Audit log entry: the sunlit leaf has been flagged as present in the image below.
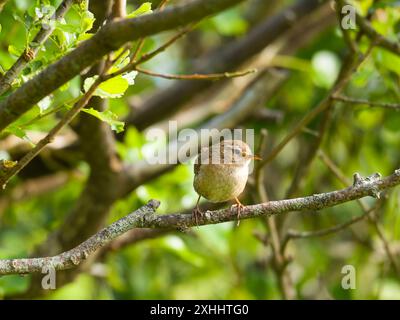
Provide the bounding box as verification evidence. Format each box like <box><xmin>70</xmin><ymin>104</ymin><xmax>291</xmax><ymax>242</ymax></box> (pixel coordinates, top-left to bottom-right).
<box><xmin>127</xmin><ymin>2</ymin><xmax>152</xmax><ymax>18</ymax></box>
<box><xmin>8</xmin><ymin>45</ymin><xmax>23</xmax><ymax>57</ymax></box>
<box><xmin>80</xmin><ymin>10</ymin><xmax>95</xmax><ymax>33</ymax></box>
<box><xmin>122</xmin><ymin>71</ymin><xmax>138</xmax><ymax>85</ymax></box>
<box><xmin>84</xmin><ymin>74</ymin><xmax>135</xmax><ymax>99</ymax></box>
<box><xmin>81</xmin><ymin>108</ymin><xmax>125</xmax><ymax>133</ymax></box>
<box><xmin>4</xmin><ymin>125</ymin><xmax>34</xmax><ymax>146</ymax></box>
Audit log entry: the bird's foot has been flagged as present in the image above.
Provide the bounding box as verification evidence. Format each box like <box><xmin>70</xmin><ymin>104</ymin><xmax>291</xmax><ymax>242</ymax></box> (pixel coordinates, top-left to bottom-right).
<box><xmin>192</xmin><ymin>206</ymin><xmax>204</xmax><ymax>227</ymax></box>
<box><xmin>231</xmin><ymin>198</ymin><xmax>245</xmax><ymax>227</ymax></box>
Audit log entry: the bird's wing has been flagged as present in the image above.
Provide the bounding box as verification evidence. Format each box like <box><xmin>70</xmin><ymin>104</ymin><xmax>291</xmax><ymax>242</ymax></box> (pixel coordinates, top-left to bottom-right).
<box><xmin>194</xmin><ymin>161</ymin><xmax>201</xmax><ymax>175</ymax></box>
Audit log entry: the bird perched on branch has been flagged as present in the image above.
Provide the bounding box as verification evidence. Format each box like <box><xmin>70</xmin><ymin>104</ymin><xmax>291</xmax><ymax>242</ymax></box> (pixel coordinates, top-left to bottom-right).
<box><xmin>193</xmin><ymin>139</ymin><xmax>261</xmax><ymax>226</ymax></box>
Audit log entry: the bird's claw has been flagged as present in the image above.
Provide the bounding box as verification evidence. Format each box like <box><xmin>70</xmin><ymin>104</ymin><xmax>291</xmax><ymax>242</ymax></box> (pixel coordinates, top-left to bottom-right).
<box><xmin>192</xmin><ymin>206</ymin><xmax>204</xmax><ymax>227</ymax></box>
<box><xmin>231</xmin><ymin>199</ymin><xmax>245</xmax><ymax>227</ymax></box>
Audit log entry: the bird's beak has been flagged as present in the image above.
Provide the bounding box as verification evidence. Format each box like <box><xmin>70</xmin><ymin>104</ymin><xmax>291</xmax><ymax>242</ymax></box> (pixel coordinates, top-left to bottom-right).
<box><xmin>250</xmin><ymin>155</ymin><xmax>262</xmax><ymax>160</ymax></box>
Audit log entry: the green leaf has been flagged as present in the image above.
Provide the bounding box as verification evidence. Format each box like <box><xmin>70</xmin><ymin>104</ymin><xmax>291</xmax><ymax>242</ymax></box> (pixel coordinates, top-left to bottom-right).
<box><xmin>375</xmin><ymin>49</ymin><xmax>400</xmax><ymax>75</ymax></box>
<box><xmin>77</xmin><ymin>33</ymin><xmax>94</xmax><ymax>43</ymax></box>
<box><xmin>84</xmin><ymin>75</ymin><xmax>133</xmax><ymax>99</ymax></box>
<box><xmin>80</xmin><ymin>10</ymin><xmax>95</xmax><ymax>33</ymax></box>
<box><xmin>0</xmin><ymin>24</ymin><xmax>2</xmax><ymax>33</ymax></box>
<box><xmin>127</xmin><ymin>2</ymin><xmax>152</xmax><ymax>18</ymax></box>
<box><xmin>4</xmin><ymin>125</ymin><xmax>34</xmax><ymax>146</ymax></box>
<box><xmin>81</xmin><ymin>108</ymin><xmax>125</xmax><ymax>133</ymax></box>
<box><xmin>8</xmin><ymin>45</ymin><xmax>23</xmax><ymax>57</ymax></box>
<box><xmin>55</xmin><ymin>20</ymin><xmax>78</xmax><ymax>33</ymax></box>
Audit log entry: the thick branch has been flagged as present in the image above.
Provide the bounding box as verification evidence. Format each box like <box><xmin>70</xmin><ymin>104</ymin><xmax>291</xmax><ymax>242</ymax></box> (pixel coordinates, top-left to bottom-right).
<box><xmin>0</xmin><ymin>0</ymin><xmax>245</xmax><ymax>132</ymax></box>
<box><xmin>2</xmin><ymin>169</ymin><xmax>400</xmax><ymax>275</ymax></box>
<box><xmin>144</xmin><ymin>170</ymin><xmax>400</xmax><ymax>229</ymax></box>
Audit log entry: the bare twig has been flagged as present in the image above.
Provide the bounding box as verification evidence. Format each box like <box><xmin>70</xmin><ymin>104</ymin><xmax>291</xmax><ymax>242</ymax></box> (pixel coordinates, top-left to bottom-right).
<box><xmin>136</xmin><ymin>67</ymin><xmax>257</xmax><ymax>80</ymax></box>
<box><xmin>135</xmin><ymin>25</ymin><xmax>196</xmax><ymax>65</ymax></box>
<box><xmin>332</xmin><ymin>95</ymin><xmax>400</xmax><ymax>110</ymax></box>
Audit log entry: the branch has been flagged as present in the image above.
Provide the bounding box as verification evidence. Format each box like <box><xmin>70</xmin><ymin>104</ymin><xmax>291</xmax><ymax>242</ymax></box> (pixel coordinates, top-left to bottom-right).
<box><xmin>0</xmin><ymin>0</ymin><xmax>245</xmax><ymax>132</ymax></box>
<box><xmin>0</xmin><ymin>0</ymin><xmax>75</xmax><ymax>95</ymax></box>
<box><xmin>332</xmin><ymin>95</ymin><xmax>400</xmax><ymax>110</ymax></box>
<box><xmin>135</xmin><ymin>67</ymin><xmax>257</xmax><ymax>80</ymax></box>
<box><xmin>2</xmin><ymin>169</ymin><xmax>400</xmax><ymax>275</ymax></box>
<box><xmin>0</xmin><ymin>200</ymin><xmax>160</xmax><ymax>275</ymax></box>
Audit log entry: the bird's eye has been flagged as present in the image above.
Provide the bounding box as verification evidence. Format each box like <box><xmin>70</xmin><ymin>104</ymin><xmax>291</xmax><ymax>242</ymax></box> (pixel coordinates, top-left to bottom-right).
<box><xmin>233</xmin><ymin>148</ymin><xmax>241</xmax><ymax>155</ymax></box>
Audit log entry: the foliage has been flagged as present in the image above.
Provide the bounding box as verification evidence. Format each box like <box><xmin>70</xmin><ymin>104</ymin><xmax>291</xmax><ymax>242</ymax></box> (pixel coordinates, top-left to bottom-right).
<box><xmin>0</xmin><ymin>0</ymin><xmax>399</xmax><ymax>300</ymax></box>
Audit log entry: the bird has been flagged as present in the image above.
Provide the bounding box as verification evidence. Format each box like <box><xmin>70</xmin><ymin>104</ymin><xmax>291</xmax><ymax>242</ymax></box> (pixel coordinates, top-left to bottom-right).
<box><xmin>192</xmin><ymin>139</ymin><xmax>261</xmax><ymax>226</ymax></box>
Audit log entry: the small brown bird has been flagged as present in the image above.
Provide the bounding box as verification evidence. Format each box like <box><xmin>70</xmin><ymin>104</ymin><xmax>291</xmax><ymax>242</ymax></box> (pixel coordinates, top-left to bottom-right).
<box><xmin>193</xmin><ymin>139</ymin><xmax>260</xmax><ymax>226</ymax></box>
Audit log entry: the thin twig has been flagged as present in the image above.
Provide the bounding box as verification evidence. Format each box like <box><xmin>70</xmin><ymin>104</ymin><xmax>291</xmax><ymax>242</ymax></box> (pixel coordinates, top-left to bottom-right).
<box><xmin>103</xmin><ymin>26</ymin><xmax>195</xmax><ymax>81</ymax></box>
<box><xmin>332</xmin><ymin>95</ymin><xmax>400</xmax><ymax>110</ymax></box>
<box><xmin>135</xmin><ymin>25</ymin><xmax>196</xmax><ymax>65</ymax></box>
<box><xmin>136</xmin><ymin>67</ymin><xmax>257</xmax><ymax>80</ymax></box>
